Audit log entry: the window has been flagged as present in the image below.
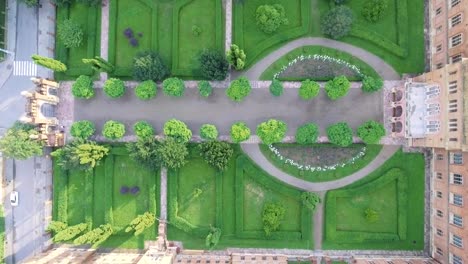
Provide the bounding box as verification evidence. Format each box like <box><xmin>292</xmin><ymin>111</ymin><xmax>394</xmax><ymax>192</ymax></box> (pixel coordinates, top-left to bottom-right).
<box><xmin>451</xmin><ymin>0</ymin><xmax>461</xmax><ymax>8</ymax></box>
<box><xmin>450</xmin><ymin>138</ymin><xmax>458</xmax><ymax>142</ymax></box>
<box><xmin>436</xmin><ymin>191</ymin><xmax>443</xmax><ymax>198</ymax></box>
<box><xmin>436</xmin><ymin>44</ymin><xmax>442</xmax><ymax>52</ymax></box>
<box><xmin>437</xmin><ymin>154</ymin><xmax>444</xmax><ymax>160</ymax></box>
<box><xmin>451</xmin><ymin>173</ymin><xmax>463</xmax><ymax>185</ymax></box>
<box><xmin>451</xmin><ymin>14</ymin><xmax>462</xmax><ymax>27</ymax></box>
<box><xmin>449</xmin><ymin>100</ymin><xmax>458</xmax><ymax>112</ymax></box>
<box><xmin>437</xmin><ymin>172</ymin><xmax>443</xmax><ymax>179</ymax></box>
<box><xmin>451</xmin><ymin>54</ymin><xmax>462</xmax><ymax>63</ymax></box>
<box><xmin>450</xmin><ymin>213</ymin><xmax>463</xmax><ymax>227</ymax></box>
<box><xmin>451</xmin><ymin>34</ymin><xmax>462</xmax><ymax>47</ymax></box>
<box><xmin>437</xmin><ymin>209</ymin><xmax>444</xmax><ymax>217</ymax></box>
<box><xmin>449</xmin><ymin>81</ymin><xmax>458</xmax><ymax>93</ymax></box>
<box><xmin>437</xmin><ymin>228</ymin><xmax>444</xmax><ymax>236</ymax></box>
<box><xmin>449</xmin><ymin>119</ymin><xmax>458</xmax><ymax>132</ymax></box>
<box><xmin>450</xmin><ymin>193</ymin><xmax>463</xmax><ymax>206</ymax></box>
<box><xmin>437</xmin><ymin>25</ymin><xmax>443</xmax><ymax>33</ymax></box>
<box><xmin>436</xmin><ymin>7</ymin><xmax>442</xmax><ymax>15</ymax></box>
<box><xmin>449</xmin><ymin>70</ymin><xmax>458</xmax><ymax>75</ymax></box>
<box><xmin>437</xmin><ymin>63</ymin><xmax>444</xmax><ymax>69</ymax></box>
<box><xmin>452</xmin><ymin>153</ymin><xmax>463</xmax><ymax>164</ymax></box>
<box><xmin>450</xmin><ymin>233</ymin><xmax>463</xmax><ymax>248</ymax></box>
<box><xmin>436</xmin><ymin>247</ymin><xmax>443</xmax><ymax>255</ymax></box>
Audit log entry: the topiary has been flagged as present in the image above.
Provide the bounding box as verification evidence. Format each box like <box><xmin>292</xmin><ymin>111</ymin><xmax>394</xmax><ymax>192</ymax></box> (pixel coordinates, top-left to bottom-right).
<box><xmin>70</xmin><ymin>120</ymin><xmax>95</xmax><ymax>139</ymax></box>
<box><xmin>198</xmin><ymin>81</ymin><xmax>213</xmax><ymax>97</ymax></box>
<box><xmin>133</xmin><ymin>51</ymin><xmax>169</xmax><ymax>82</ymax></box>
<box><xmin>102</xmin><ymin>121</ymin><xmax>126</xmax><ymax>140</ymax></box>
<box><xmin>198</xmin><ymin>141</ymin><xmax>234</xmax><ymax>171</ymax></box>
<box><xmin>230</xmin><ymin>122</ymin><xmax>251</xmax><ymax>143</ymax></box>
<box><xmin>135</xmin><ymin>80</ymin><xmax>157</xmax><ymax>100</ymax></box>
<box><xmin>133</xmin><ymin>121</ymin><xmax>154</xmax><ymax>139</ymax></box>
<box><xmin>256</xmin><ymin>119</ymin><xmax>287</xmax><ymax>145</ymax></box>
<box><xmin>325</xmin><ymin>75</ymin><xmax>350</xmax><ymax>100</ymax></box>
<box><xmin>57</xmin><ymin>19</ymin><xmax>84</xmax><ymax>48</ymax></box>
<box><xmin>269</xmin><ymin>79</ymin><xmax>284</xmax><ymax>96</ymax></box>
<box><xmin>262</xmin><ymin>203</ymin><xmax>285</xmax><ymax>236</ymax></box>
<box><xmin>103</xmin><ymin>78</ymin><xmax>125</xmax><ymax>98</ymax></box>
<box><xmin>295</xmin><ymin>123</ymin><xmax>319</xmax><ymax>144</ymax></box>
<box><xmin>163</xmin><ymin>119</ymin><xmax>192</xmax><ymax>143</ymax></box>
<box><xmin>321</xmin><ymin>6</ymin><xmax>354</xmax><ymax>39</ymax></box>
<box><xmin>71</xmin><ymin>75</ymin><xmax>94</xmax><ymax>99</ymax></box>
<box><xmin>362</xmin><ymin>0</ymin><xmax>388</xmax><ymax>23</ymax></box>
<box><xmin>200</xmin><ymin>124</ymin><xmax>218</xmax><ymax>140</ymax></box>
<box><xmin>31</xmin><ymin>54</ymin><xmax>67</xmax><ymax>72</ymax></box>
<box><xmin>226</xmin><ymin>77</ymin><xmax>251</xmax><ymax>102</ymax></box>
<box><xmin>299</xmin><ymin>79</ymin><xmax>320</xmax><ymax>100</ymax></box>
<box><xmin>226</xmin><ymin>44</ymin><xmax>246</xmax><ymax>70</ymax></box>
<box><xmin>301</xmin><ymin>192</ymin><xmax>321</xmax><ymax>212</ymax></box>
<box><xmin>162</xmin><ymin>77</ymin><xmax>185</xmax><ymax>97</ymax></box>
<box><xmin>156</xmin><ymin>137</ymin><xmax>189</xmax><ymax>169</ymax></box>
<box><xmin>199</xmin><ymin>49</ymin><xmax>229</xmax><ymax>80</ymax></box>
<box><xmin>361</xmin><ymin>76</ymin><xmax>384</xmax><ymax>92</ymax></box>
<box><xmin>357</xmin><ymin>120</ymin><xmax>386</xmax><ymax>144</ymax></box>
<box><xmin>255</xmin><ymin>4</ymin><xmax>289</xmax><ymax>34</ymax></box>
<box><xmin>326</xmin><ymin>122</ymin><xmax>353</xmax><ymax>147</ymax></box>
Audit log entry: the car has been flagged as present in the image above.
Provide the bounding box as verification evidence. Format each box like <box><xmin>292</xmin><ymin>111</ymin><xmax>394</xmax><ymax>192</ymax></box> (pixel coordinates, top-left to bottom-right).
<box><xmin>10</xmin><ymin>191</ymin><xmax>18</xmax><ymax>207</ymax></box>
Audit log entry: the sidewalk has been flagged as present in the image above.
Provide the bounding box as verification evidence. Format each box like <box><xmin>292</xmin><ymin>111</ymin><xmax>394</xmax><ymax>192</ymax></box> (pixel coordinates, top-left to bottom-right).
<box><xmin>0</xmin><ymin>0</ymin><xmax>17</xmax><ymax>91</ymax></box>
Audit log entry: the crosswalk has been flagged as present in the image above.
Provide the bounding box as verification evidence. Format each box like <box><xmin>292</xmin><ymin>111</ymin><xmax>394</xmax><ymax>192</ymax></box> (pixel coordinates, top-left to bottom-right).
<box><xmin>13</xmin><ymin>61</ymin><xmax>37</xmax><ymax>76</ymax></box>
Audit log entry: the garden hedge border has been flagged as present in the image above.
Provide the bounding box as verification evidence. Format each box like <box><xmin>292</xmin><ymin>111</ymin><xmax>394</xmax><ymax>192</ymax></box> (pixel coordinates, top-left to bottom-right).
<box><xmin>53</xmin><ymin>160</ymin><xmax>69</xmax><ymax>223</ymax></box>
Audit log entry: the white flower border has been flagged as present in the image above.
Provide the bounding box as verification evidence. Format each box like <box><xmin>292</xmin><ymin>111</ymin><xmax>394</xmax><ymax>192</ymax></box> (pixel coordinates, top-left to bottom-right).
<box><xmin>273</xmin><ymin>54</ymin><xmax>366</xmax><ymax>79</ymax></box>
<box><xmin>268</xmin><ymin>144</ymin><xmax>367</xmax><ymax>172</ymax></box>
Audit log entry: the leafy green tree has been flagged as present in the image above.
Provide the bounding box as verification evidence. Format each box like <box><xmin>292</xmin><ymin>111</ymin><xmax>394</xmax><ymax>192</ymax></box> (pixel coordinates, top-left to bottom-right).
<box><xmin>230</xmin><ymin>122</ymin><xmax>251</xmax><ymax>143</ymax></box>
<box><xmin>133</xmin><ymin>121</ymin><xmax>154</xmax><ymax>139</ymax></box>
<box><xmin>301</xmin><ymin>192</ymin><xmax>321</xmax><ymax>212</ymax></box>
<box><xmin>226</xmin><ymin>77</ymin><xmax>251</xmax><ymax>102</ymax></box>
<box><xmin>0</xmin><ymin>124</ymin><xmax>43</xmax><ymax>160</ymax></box>
<box><xmin>133</xmin><ymin>51</ymin><xmax>169</xmax><ymax>82</ymax></box>
<box><xmin>53</xmin><ymin>223</ymin><xmax>88</xmax><ymax>242</ymax></box>
<box><xmin>103</xmin><ymin>78</ymin><xmax>126</xmax><ymax>98</ymax></box>
<box><xmin>71</xmin><ymin>75</ymin><xmax>94</xmax><ymax>99</ymax></box>
<box><xmin>199</xmin><ymin>49</ymin><xmax>229</xmax><ymax>80</ymax></box>
<box><xmin>205</xmin><ymin>226</ymin><xmax>222</xmax><ymax>249</ymax></box>
<box><xmin>57</xmin><ymin>19</ymin><xmax>84</xmax><ymax>48</ymax></box>
<box><xmin>357</xmin><ymin>120</ymin><xmax>386</xmax><ymax>144</ymax></box>
<box><xmin>31</xmin><ymin>54</ymin><xmax>67</xmax><ymax>72</ymax></box>
<box><xmin>102</xmin><ymin>121</ymin><xmax>126</xmax><ymax>140</ymax></box>
<box><xmin>255</xmin><ymin>4</ymin><xmax>289</xmax><ymax>34</ymax></box>
<box><xmin>262</xmin><ymin>203</ymin><xmax>285</xmax><ymax>236</ymax></box>
<box><xmin>198</xmin><ymin>81</ymin><xmax>213</xmax><ymax>97</ymax></box>
<box><xmin>70</xmin><ymin>120</ymin><xmax>95</xmax><ymax>139</ymax></box>
<box><xmin>125</xmin><ymin>212</ymin><xmax>156</xmax><ymax>236</ymax></box>
<box><xmin>156</xmin><ymin>138</ymin><xmax>188</xmax><ymax>169</ymax></box>
<box><xmin>46</xmin><ymin>221</ymin><xmax>67</xmax><ymax>233</ymax></box>
<box><xmin>325</xmin><ymin>75</ymin><xmax>350</xmax><ymax>100</ymax></box>
<box><xmin>321</xmin><ymin>6</ymin><xmax>354</xmax><ymax>39</ymax></box>
<box><xmin>361</xmin><ymin>76</ymin><xmax>384</xmax><ymax>92</ymax></box>
<box><xmin>163</xmin><ymin>119</ymin><xmax>192</xmax><ymax>143</ymax></box>
<box><xmin>73</xmin><ymin>224</ymin><xmax>113</xmax><ymax>246</ymax></box>
<box><xmin>269</xmin><ymin>79</ymin><xmax>283</xmax><ymax>96</ymax></box>
<box><xmin>326</xmin><ymin>122</ymin><xmax>353</xmax><ymax>147</ymax></box>
<box><xmin>299</xmin><ymin>79</ymin><xmax>320</xmax><ymax>100</ymax></box>
<box><xmin>365</xmin><ymin>208</ymin><xmax>379</xmax><ymax>223</ymax></box>
<box><xmin>162</xmin><ymin>77</ymin><xmax>185</xmax><ymax>97</ymax></box>
<box><xmin>200</xmin><ymin>124</ymin><xmax>218</xmax><ymax>140</ymax></box>
<box><xmin>127</xmin><ymin>137</ymin><xmax>161</xmax><ymax>171</ymax></box>
<box><xmin>362</xmin><ymin>0</ymin><xmax>388</xmax><ymax>23</ymax></box>
<box><xmin>82</xmin><ymin>56</ymin><xmax>114</xmax><ymax>73</ymax></box>
<box><xmin>226</xmin><ymin>44</ymin><xmax>246</xmax><ymax>70</ymax></box>
<box><xmin>135</xmin><ymin>80</ymin><xmax>157</xmax><ymax>100</ymax></box>
<box><xmin>256</xmin><ymin>119</ymin><xmax>287</xmax><ymax>145</ymax></box>
<box><xmin>51</xmin><ymin>140</ymin><xmax>109</xmax><ymax>171</ymax></box>
<box><xmin>295</xmin><ymin>123</ymin><xmax>319</xmax><ymax>144</ymax></box>
<box><xmin>198</xmin><ymin>141</ymin><xmax>234</xmax><ymax>171</ymax></box>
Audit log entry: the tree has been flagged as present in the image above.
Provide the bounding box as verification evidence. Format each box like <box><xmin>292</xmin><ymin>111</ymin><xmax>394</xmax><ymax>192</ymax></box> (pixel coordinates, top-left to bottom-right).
<box><xmin>102</xmin><ymin>121</ymin><xmax>126</xmax><ymax>140</ymax></box>
<box><xmin>326</xmin><ymin>122</ymin><xmax>353</xmax><ymax>147</ymax></box>
<box><xmin>82</xmin><ymin>56</ymin><xmax>114</xmax><ymax>73</ymax></box>
<box><xmin>226</xmin><ymin>44</ymin><xmax>246</xmax><ymax>70</ymax></box>
<box><xmin>301</xmin><ymin>192</ymin><xmax>321</xmax><ymax>212</ymax></box>
<box><xmin>230</xmin><ymin>122</ymin><xmax>251</xmax><ymax>143</ymax></box>
<box><xmin>103</xmin><ymin>78</ymin><xmax>126</xmax><ymax>98</ymax></box>
<box><xmin>198</xmin><ymin>141</ymin><xmax>234</xmax><ymax>171</ymax></box>
<box><xmin>320</xmin><ymin>6</ymin><xmax>354</xmax><ymax>39</ymax></box>
<box><xmin>357</xmin><ymin>120</ymin><xmax>386</xmax><ymax>144</ymax></box>
<box><xmin>205</xmin><ymin>226</ymin><xmax>222</xmax><ymax>249</ymax></box>
<box><xmin>46</xmin><ymin>221</ymin><xmax>67</xmax><ymax>233</ymax></box>
<box><xmin>325</xmin><ymin>75</ymin><xmax>350</xmax><ymax>100</ymax></box>
<box><xmin>362</xmin><ymin>0</ymin><xmax>388</xmax><ymax>23</ymax></box>
<box><xmin>125</xmin><ymin>212</ymin><xmax>156</xmax><ymax>236</ymax></box>
<box><xmin>361</xmin><ymin>76</ymin><xmax>384</xmax><ymax>92</ymax></box>
<box><xmin>133</xmin><ymin>121</ymin><xmax>154</xmax><ymax>139</ymax></box>
<box><xmin>135</xmin><ymin>80</ymin><xmax>157</xmax><ymax>100</ymax></box>
<box><xmin>364</xmin><ymin>208</ymin><xmax>379</xmax><ymax>223</ymax></box>
<box><xmin>162</xmin><ymin>77</ymin><xmax>185</xmax><ymax>97</ymax></box>
<box><xmin>200</xmin><ymin>124</ymin><xmax>218</xmax><ymax>140</ymax></box>
<box><xmin>71</xmin><ymin>75</ymin><xmax>94</xmax><ymax>99</ymax></box>
<box><xmin>73</xmin><ymin>224</ymin><xmax>113</xmax><ymax>246</ymax></box>
<box><xmin>53</xmin><ymin>223</ymin><xmax>88</xmax><ymax>242</ymax></box>
<box><xmin>262</xmin><ymin>203</ymin><xmax>285</xmax><ymax>236</ymax></box>
<box><xmin>18</xmin><ymin>0</ymin><xmax>38</xmax><ymax>7</ymax></box>
<box><xmin>269</xmin><ymin>79</ymin><xmax>284</xmax><ymax>96</ymax></box>
<box><xmin>51</xmin><ymin>140</ymin><xmax>110</xmax><ymax>171</ymax></box>
<box><xmin>256</xmin><ymin>119</ymin><xmax>287</xmax><ymax>145</ymax></box>
<box><xmin>163</xmin><ymin>119</ymin><xmax>192</xmax><ymax>143</ymax></box>
<box><xmin>0</xmin><ymin>124</ymin><xmax>43</xmax><ymax>160</ymax></box>
<box><xmin>133</xmin><ymin>51</ymin><xmax>169</xmax><ymax>82</ymax></box>
<box><xmin>31</xmin><ymin>54</ymin><xmax>67</xmax><ymax>72</ymax></box>
<box><xmin>199</xmin><ymin>49</ymin><xmax>229</xmax><ymax>80</ymax></box>
<box><xmin>127</xmin><ymin>137</ymin><xmax>161</xmax><ymax>171</ymax></box>
<box><xmin>299</xmin><ymin>79</ymin><xmax>320</xmax><ymax>100</ymax></box>
<box><xmin>57</xmin><ymin>19</ymin><xmax>84</xmax><ymax>48</ymax></box>
<box><xmin>226</xmin><ymin>77</ymin><xmax>251</xmax><ymax>102</ymax></box>
<box><xmin>255</xmin><ymin>4</ymin><xmax>289</xmax><ymax>34</ymax></box>
<box><xmin>198</xmin><ymin>81</ymin><xmax>213</xmax><ymax>97</ymax></box>
<box><xmin>156</xmin><ymin>138</ymin><xmax>188</xmax><ymax>169</ymax></box>
<box><xmin>295</xmin><ymin>123</ymin><xmax>319</xmax><ymax>144</ymax></box>
<box><xmin>70</xmin><ymin>120</ymin><xmax>95</xmax><ymax>139</ymax></box>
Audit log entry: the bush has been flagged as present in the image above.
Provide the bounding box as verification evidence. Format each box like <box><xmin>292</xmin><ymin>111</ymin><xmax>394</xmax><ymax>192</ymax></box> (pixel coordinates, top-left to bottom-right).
<box><xmin>70</xmin><ymin>120</ymin><xmax>95</xmax><ymax>139</ymax></box>
<box><xmin>135</xmin><ymin>80</ymin><xmax>157</xmax><ymax>100</ymax></box>
<box><xmin>53</xmin><ymin>223</ymin><xmax>88</xmax><ymax>242</ymax></box>
<box><xmin>192</xmin><ymin>25</ymin><xmax>202</xmax><ymax>36</ymax></box>
<box><xmin>295</xmin><ymin>123</ymin><xmax>319</xmax><ymax>144</ymax></box>
<box><xmin>130</xmin><ymin>186</ymin><xmax>140</xmax><ymax>195</ymax></box>
<box><xmin>133</xmin><ymin>121</ymin><xmax>154</xmax><ymax>139</ymax></box>
<box><xmin>262</xmin><ymin>203</ymin><xmax>285</xmax><ymax>236</ymax></box>
<box><xmin>200</xmin><ymin>124</ymin><xmax>218</xmax><ymax>140</ymax></box>
<box><xmin>102</xmin><ymin>121</ymin><xmax>126</xmax><ymax>140</ymax></box>
<box><xmin>57</xmin><ymin>19</ymin><xmax>84</xmax><ymax>48</ymax></box>
<box><xmin>361</xmin><ymin>76</ymin><xmax>384</xmax><ymax>92</ymax></box>
<box><xmin>364</xmin><ymin>208</ymin><xmax>379</xmax><ymax>223</ymax></box>
<box><xmin>198</xmin><ymin>81</ymin><xmax>213</xmax><ymax>97</ymax></box>
<box><xmin>31</xmin><ymin>54</ymin><xmax>67</xmax><ymax>72</ymax></box>
<box><xmin>127</xmin><ymin>137</ymin><xmax>161</xmax><ymax>171</ymax></box>
<box><xmin>52</xmin><ymin>0</ymin><xmax>73</xmax><ymax>6</ymax></box>
<box><xmin>230</xmin><ymin>122</ymin><xmax>251</xmax><ymax>143</ymax></box>
<box><xmin>205</xmin><ymin>226</ymin><xmax>222</xmax><ymax>249</ymax></box>
<box><xmin>156</xmin><ymin>138</ymin><xmax>188</xmax><ymax>169</ymax></box>
<box><xmin>255</xmin><ymin>4</ymin><xmax>289</xmax><ymax>34</ymax></box>
<box><xmin>71</xmin><ymin>75</ymin><xmax>94</xmax><ymax>99</ymax></box>
<box><xmin>163</xmin><ymin>119</ymin><xmax>192</xmax><ymax>143</ymax></box>
<box><xmin>301</xmin><ymin>192</ymin><xmax>321</xmax><ymax>212</ymax></box>
<box><xmin>357</xmin><ymin>120</ymin><xmax>386</xmax><ymax>144</ymax></box>
<box><xmin>0</xmin><ymin>125</ymin><xmax>43</xmax><ymax>160</ymax></box>
<box><xmin>226</xmin><ymin>77</ymin><xmax>251</xmax><ymax>102</ymax></box>
<box><xmin>133</xmin><ymin>51</ymin><xmax>169</xmax><ymax>82</ymax></box>
<box><xmin>51</xmin><ymin>140</ymin><xmax>110</xmax><ymax>171</ymax></box>
<box><xmin>198</xmin><ymin>141</ymin><xmax>234</xmax><ymax>171</ymax></box>
<box><xmin>162</xmin><ymin>77</ymin><xmax>185</xmax><ymax>97</ymax></box>
<box><xmin>76</xmin><ymin>0</ymin><xmax>101</xmax><ymax>5</ymax></box>
<box><xmin>326</xmin><ymin>122</ymin><xmax>353</xmax><ymax>147</ymax></box>
<box><xmin>19</xmin><ymin>0</ymin><xmax>39</xmax><ymax>7</ymax></box>
<box><xmin>125</xmin><ymin>212</ymin><xmax>156</xmax><ymax>236</ymax></box>
<box><xmin>103</xmin><ymin>78</ymin><xmax>125</xmax><ymax>98</ymax></box>
<box><xmin>46</xmin><ymin>221</ymin><xmax>67</xmax><ymax>233</ymax></box>
<box><xmin>299</xmin><ymin>79</ymin><xmax>320</xmax><ymax>100</ymax></box>
<box><xmin>269</xmin><ymin>79</ymin><xmax>283</xmax><ymax>96</ymax></box>
<box><xmin>120</xmin><ymin>186</ymin><xmax>129</xmax><ymax>194</ymax></box>
<box><xmin>82</xmin><ymin>56</ymin><xmax>114</xmax><ymax>73</ymax></box>
<box><xmin>256</xmin><ymin>119</ymin><xmax>287</xmax><ymax>145</ymax></box>
<box><xmin>325</xmin><ymin>75</ymin><xmax>350</xmax><ymax>100</ymax></box>
<box><xmin>362</xmin><ymin>0</ymin><xmax>388</xmax><ymax>23</ymax></box>
<box><xmin>321</xmin><ymin>6</ymin><xmax>354</xmax><ymax>39</ymax></box>
<box><xmin>226</xmin><ymin>44</ymin><xmax>246</xmax><ymax>70</ymax></box>
<box><xmin>74</xmin><ymin>224</ymin><xmax>113</xmax><ymax>247</ymax></box>
<box><xmin>199</xmin><ymin>49</ymin><xmax>229</xmax><ymax>80</ymax></box>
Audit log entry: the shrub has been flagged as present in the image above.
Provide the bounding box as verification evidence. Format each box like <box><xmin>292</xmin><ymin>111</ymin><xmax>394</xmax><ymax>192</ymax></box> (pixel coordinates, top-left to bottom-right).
<box><xmin>102</xmin><ymin>121</ymin><xmax>126</xmax><ymax>140</ymax></box>
<box><xmin>301</xmin><ymin>192</ymin><xmax>321</xmax><ymax>212</ymax></box>
<box><xmin>226</xmin><ymin>44</ymin><xmax>246</xmax><ymax>70</ymax></box>
<box><xmin>0</xmin><ymin>124</ymin><xmax>43</xmax><ymax>160</ymax></box>
<box><xmin>70</xmin><ymin>120</ymin><xmax>95</xmax><ymax>139</ymax></box>
<box><xmin>361</xmin><ymin>76</ymin><xmax>384</xmax><ymax>92</ymax></box>
<box><xmin>321</xmin><ymin>6</ymin><xmax>354</xmax><ymax>39</ymax></box>
<box><xmin>133</xmin><ymin>121</ymin><xmax>154</xmax><ymax>139</ymax></box>
<box><xmin>364</xmin><ymin>208</ymin><xmax>379</xmax><ymax>223</ymax></box>
<box><xmin>269</xmin><ymin>79</ymin><xmax>283</xmax><ymax>96</ymax></box>
<box><xmin>255</xmin><ymin>4</ymin><xmax>288</xmax><ymax>34</ymax></box>
<box><xmin>19</xmin><ymin>0</ymin><xmax>38</xmax><ymax>7</ymax></box>
<box><xmin>199</xmin><ymin>49</ymin><xmax>229</xmax><ymax>80</ymax></box>
<box><xmin>205</xmin><ymin>226</ymin><xmax>222</xmax><ymax>249</ymax></box>
<box><xmin>82</xmin><ymin>56</ymin><xmax>114</xmax><ymax>73</ymax></box>
<box><xmin>200</xmin><ymin>124</ymin><xmax>218</xmax><ymax>140</ymax></box>
<box><xmin>295</xmin><ymin>123</ymin><xmax>319</xmax><ymax>144</ymax></box>
<box><xmin>357</xmin><ymin>120</ymin><xmax>386</xmax><ymax>144</ymax></box>
<box><xmin>162</xmin><ymin>77</ymin><xmax>185</xmax><ymax>97</ymax></box>
<box><xmin>256</xmin><ymin>119</ymin><xmax>287</xmax><ymax>145</ymax></box>
<box><xmin>57</xmin><ymin>19</ymin><xmax>84</xmax><ymax>48</ymax></box>
<box><xmin>52</xmin><ymin>0</ymin><xmax>73</xmax><ymax>5</ymax></box>
<box><xmin>163</xmin><ymin>119</ymin><xmax>192</xmax><ymax>143</ymax></box>
<box><xmin>125</xmin><ymin>212</ymin><xmax>156</xmax><ymax>236</ymax></box>
<box><xmin>230</xmin><ymin>122</ymin><xmax>251</xmax><ymax>143</ymax></box>
<box><xmin>103</xmin><ymin>78</ymin><xmax>125</xmax><ymax>98</ymax></box>
<box><xmin>53</xmin><ymin>223</ymin><xmax>88</xmax><ymax>242</ymax></box>
<box><xmin>120</xmin><ymin>186</ymin><xmax>129</xmax><ymax>194</ymax></box>
<box><xmin>76</xmin><ymin>0</ymin><xmax>101</xmax><ymax>5</ymax></box>
<box><xmin>226</xmin><ymin>77</ymin><xmax>251</xmax><ymax>102</ymax></box>
<box><xmin>262</xmin><ymin>203</ymin><xmax>285</xmax><ymax>236</ymax></box>
<box><xmin>135</xmin><ymin>80</ymin><xmax>157</xmax><ymax>100</ymax></box>
<box><xmin>325</xmin><ymin>75</ymin><xmax>350</xmax><ymax>100</ymax></box>
<box><xmin>46</xmin><ymin>221</ymin><xmax>67</xmax><ymax>233</ymax></box>
<box><xmin>192</xmin><ymin>25</ymin><xmax>202</xmax><ymax>36</ymax></box>
<box><xmin>326</xmin><ymin>122</ymin><xmax>353</xmax><ymax>147</ymax></box>
<box><xmin>71</xmin><ymin>75</ymin><xmax>94</xmax><ymax>99</ymax></box>
<box><xmin>156</xmin><ymin>138</ymin><xmax>188</xmax><ymax>169</ymax></box>
<box><xmin>362</xmin><ymin>0</ymin><xmax>388</xmax><ymax>23</ymax></box>
<box><xmin>31</xmin><ymin>54</ymin><xmax>67</xmax><ymax>72</ymax></box>
<box><xmin>73</xmin><ymin>224</ymin><xmax>113</xmax><ymax>247</ymax></box>
<box><xmin>127</xmin><ymin>137</ymin><xmax>161</xmax><ymax>171</ymax></box>
<box><xmin>198</xmin><ymin>81</ymin><xmax>213</xmax><ymax>97</ymax></box>
<box><xmin>299</xmin><ymin>79</ymin><xmax>320</xmax><ymax>100</ymax></box>
<box><xmin>133</xmin><ymin>51</ymin><xmax>169</xmax><ymax>82</ymax></box>
<box><xmin>198</xmin><ymin>141</ymin><xmax>234</xmax><ymax>171</ymax></box>
<box><xmin>130</xmin><ymin>186</ymin><xmax>140</xmax><ymax>195</ymax></box>
<box><xmin>51</xmin><ymin>140</ymin><xmax>110</xmax><ymax>171</ymax></box>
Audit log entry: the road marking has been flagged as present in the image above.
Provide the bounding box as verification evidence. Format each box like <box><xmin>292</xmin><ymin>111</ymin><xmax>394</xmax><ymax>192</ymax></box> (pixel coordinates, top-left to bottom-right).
<box><xmin>13</xmin><ymin>61</ymin><xmax>37</xmax><ymax>76</ymax></box>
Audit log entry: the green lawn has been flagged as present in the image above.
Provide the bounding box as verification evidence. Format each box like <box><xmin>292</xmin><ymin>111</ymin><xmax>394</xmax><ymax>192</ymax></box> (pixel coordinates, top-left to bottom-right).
<box><xmin>259</xmin><ymin>143</ymin><xmax>383</xmax><ymax>182</ymax></box>
<box><xmin>323</xmin><ymin>149</ymin><xmax>425</xmax><ymax>250</ymax></box>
